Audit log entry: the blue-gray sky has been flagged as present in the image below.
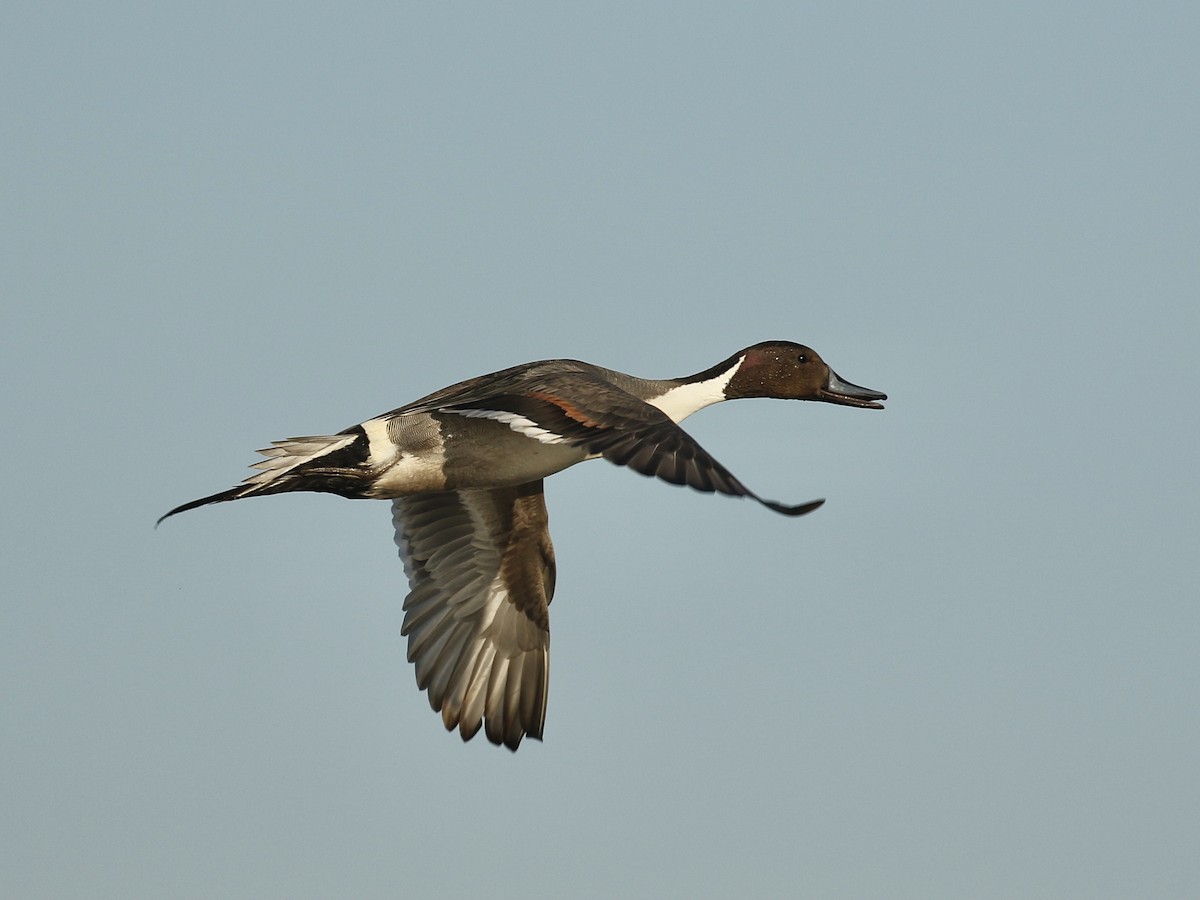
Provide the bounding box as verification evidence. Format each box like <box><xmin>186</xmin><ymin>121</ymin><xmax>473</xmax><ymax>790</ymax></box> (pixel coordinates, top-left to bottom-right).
<box><xmin>4</xmin><ymin>3</ymin><xmax>1198</xmax><ymax>898</ymax></box>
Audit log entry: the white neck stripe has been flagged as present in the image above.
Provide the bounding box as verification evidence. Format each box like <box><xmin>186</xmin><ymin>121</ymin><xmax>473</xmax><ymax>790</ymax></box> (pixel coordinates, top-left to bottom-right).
<box><xmin>646</xmin><ymin>356</ymin><xmax>743</xmax><ymax>423</ymax></box>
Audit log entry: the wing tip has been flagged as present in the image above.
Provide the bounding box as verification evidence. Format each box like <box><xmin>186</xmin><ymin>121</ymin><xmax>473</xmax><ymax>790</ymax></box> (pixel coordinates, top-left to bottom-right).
<box><xmin>761</xmin><ymin>496</ymin><xmax>826</xmax><ymax>517</ymax></box>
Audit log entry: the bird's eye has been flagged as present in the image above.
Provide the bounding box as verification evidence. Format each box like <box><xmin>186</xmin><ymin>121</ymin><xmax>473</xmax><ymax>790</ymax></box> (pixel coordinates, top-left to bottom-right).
<box><xmin>797</xmin><ymin>354</ymin><xmax>808</xmax><ymax>364</ymax></box>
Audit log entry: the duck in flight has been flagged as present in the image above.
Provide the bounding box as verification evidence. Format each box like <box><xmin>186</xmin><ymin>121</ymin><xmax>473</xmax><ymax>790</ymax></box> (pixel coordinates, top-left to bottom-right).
<box><xmin>160</xmin><ymin>341</ymin><xmax>886</xmax><ymax>750</ymax></box>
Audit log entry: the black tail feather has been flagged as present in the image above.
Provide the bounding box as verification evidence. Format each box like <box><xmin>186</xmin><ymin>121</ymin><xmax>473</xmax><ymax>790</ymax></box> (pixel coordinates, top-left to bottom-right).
<box><xmin>156</xmin><ymin>486</ymin><xmax>248</xmax><ymax>527</ymax></box>
<box><xmin>156</xmin><ymin>429</ymin><xmax>372</xmax><ymax>528</ymax></box>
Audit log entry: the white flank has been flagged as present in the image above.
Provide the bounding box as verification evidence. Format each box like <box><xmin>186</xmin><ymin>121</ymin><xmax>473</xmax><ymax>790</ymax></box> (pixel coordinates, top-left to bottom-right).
<box><xmin>646</xmin><ymin>356</ymin><xmax>743</xmax><ymax>422</ymax></box>
<box><xmin>361</xmin><ymin>417</ymin><xmax>398</xmax><ymax>467</ymax></box>
<box><xmin>443</xmin><ymin>408</ymin><xmax>569</xmax><ymax>445</ymax></box>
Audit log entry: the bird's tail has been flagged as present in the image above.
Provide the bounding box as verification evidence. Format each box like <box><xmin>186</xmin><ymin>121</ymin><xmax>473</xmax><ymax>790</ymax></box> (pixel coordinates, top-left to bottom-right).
<box><xmin>157</xmin><ymin>430</ymin><xmax>371</xmax><ymax>525</ymax></box>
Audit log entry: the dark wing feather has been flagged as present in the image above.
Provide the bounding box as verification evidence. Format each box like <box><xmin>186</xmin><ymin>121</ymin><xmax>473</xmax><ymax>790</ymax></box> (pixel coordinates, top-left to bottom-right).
<box><xmin>393</xmin><ymin>481</ymin><xmax>554</xmax><ymax>751</ymax></box>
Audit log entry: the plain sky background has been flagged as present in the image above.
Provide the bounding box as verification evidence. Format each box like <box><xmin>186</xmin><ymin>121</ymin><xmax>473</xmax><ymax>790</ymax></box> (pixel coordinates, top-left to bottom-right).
<box><xmin>3</xmin><ymin>3</ymin><xmax>1198</xmax><ymax>898</ymax></box>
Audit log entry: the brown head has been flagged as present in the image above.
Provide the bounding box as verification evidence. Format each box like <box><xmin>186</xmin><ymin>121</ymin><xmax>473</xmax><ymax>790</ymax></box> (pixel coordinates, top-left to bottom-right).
<box><xmin>724</xmin><ymin>340</ymin><xmax>887</xmax><ymax>408</ymax></box>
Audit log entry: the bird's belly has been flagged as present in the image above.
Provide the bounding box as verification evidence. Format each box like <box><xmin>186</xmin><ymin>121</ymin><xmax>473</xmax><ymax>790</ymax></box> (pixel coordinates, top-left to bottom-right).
<box><xmin>440</xmin><ymin>430</ymin><xmax>590</xmax><ymax>489</ymax></box>
<box><xmin>367</xmin><ymin>452</ymin><xmax>450</xmax><ymax>495</ymax></box>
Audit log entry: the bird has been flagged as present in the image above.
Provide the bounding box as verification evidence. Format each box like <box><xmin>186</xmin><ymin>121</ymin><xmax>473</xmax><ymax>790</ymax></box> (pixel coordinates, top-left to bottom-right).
<box><xmin>159</xmin><ymin>340</ymin><xmax>886</xmax><ymax>749</ymax></box>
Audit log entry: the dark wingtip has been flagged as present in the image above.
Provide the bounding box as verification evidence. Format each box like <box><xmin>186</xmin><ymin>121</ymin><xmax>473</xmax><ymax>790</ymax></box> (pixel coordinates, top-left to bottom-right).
<box><xmin>155</xmin><ymin>487</ymin><xmax>244</xmax><ymax>528</ymax></box>
<box><xmin>760</xmin><ymin>496</ymin><xmax>826</xmax><ymax>517</ymax></box>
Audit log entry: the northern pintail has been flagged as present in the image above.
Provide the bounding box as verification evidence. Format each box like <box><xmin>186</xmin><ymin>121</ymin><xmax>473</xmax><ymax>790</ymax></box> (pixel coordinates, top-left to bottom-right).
<box><xmin>160</xmin><ymin>341</ymin><xmax>886</xmax><ymax>749</ymax></box>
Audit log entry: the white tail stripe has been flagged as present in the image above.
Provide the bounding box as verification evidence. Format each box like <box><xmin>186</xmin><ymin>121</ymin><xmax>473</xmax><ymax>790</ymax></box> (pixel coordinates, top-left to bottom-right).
<box><xmin>245</xmin><ymin>434</ymin><xmax>357</xmax><ymax>486</ymax></box>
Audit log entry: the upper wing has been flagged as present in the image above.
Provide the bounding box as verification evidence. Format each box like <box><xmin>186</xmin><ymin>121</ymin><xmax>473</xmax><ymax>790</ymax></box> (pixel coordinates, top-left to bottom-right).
<box><xmin>440</xmin><ymin>375</ymin><xmax>824</xmax><ymax>517</ymax></box>
<box><xmin>393</xmin><ymin>481</ymin><xmax>554</xmax><ymax>750</ymax></box>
